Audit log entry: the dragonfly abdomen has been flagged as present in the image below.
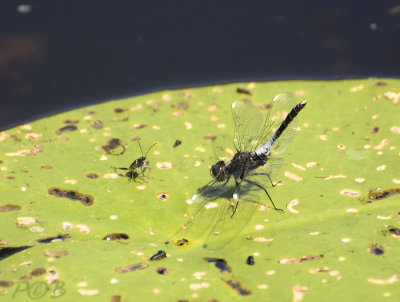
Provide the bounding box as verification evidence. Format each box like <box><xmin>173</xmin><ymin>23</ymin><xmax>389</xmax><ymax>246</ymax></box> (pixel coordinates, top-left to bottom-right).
<box><xmin>256</xmin><ymin>101</ymin><xmax>307</xmax><ymax>156</ymax></box>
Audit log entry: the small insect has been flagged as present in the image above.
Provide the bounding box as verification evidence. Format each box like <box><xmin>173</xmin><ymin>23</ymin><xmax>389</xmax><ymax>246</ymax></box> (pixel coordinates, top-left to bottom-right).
<box><xmin>112</xmin><ymin>141</ymin><xmax>157</xmax><ymax>182</ymax></box>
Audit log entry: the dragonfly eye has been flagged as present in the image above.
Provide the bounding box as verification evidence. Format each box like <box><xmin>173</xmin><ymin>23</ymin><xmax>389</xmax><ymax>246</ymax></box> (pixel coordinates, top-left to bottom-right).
<box><xmin>211</xmin><ymin>161</ymin><xmax>226</xmax><ymax>181</ymax></box>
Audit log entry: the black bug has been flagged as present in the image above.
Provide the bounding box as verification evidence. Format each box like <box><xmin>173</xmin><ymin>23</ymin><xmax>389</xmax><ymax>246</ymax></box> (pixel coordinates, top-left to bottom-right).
<box><xmin>168</xmin><ymin>93</ymin><xmax>307</xmax><ymax>250</ymax></box>
<box><xmin>112</xmin><ymin>141</ymin><xmax>157</xmax><ymax>182</ymax></box>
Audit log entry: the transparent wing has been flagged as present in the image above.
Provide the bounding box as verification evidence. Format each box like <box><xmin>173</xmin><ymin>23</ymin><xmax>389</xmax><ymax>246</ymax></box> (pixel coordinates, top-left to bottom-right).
<box><xmin>166</xmin><ymin>177</ymin><xmax>236</xmax><ymax>250</ymax></box>
<box><xmin>232</xmin><ymin>99</ymin><xmax>263</xmax><ymax>152</ymax></box>
<box><xmin>167</xmin><ymin>175</ymin><xmax>258</xmax><ymax>251</ymax></box>
<box><xmin>256</xmin><ymin>93</ymin><xmax>297</xmax><ymax>156</ymax></box>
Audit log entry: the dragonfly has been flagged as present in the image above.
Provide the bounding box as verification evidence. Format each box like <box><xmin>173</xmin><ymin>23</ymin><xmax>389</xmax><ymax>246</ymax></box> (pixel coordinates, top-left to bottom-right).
<box><xmin>168</xmin><ymin>93</ymin><xmax>307</xmax><ymax>250</ymax></box>
<box><xmin>112</xmin><ymin>141</ymin><xmax>157</xmax><ymax>182</ymax></box>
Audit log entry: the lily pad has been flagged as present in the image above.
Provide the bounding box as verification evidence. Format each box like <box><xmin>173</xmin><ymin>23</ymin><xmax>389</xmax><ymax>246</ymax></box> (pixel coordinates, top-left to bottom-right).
<box><xmin>0</xmin><ymin>79</ymin><xmax>400</xmax><ymax>301</ymax></box>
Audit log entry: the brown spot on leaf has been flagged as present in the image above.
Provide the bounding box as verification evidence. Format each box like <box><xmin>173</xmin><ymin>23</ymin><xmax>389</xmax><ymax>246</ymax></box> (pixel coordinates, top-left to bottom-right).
<box><xmin>371</xmin><ymin>126</ymin><xmax>379</xmax><ymax>133</ymax></box>
<box><xmin>102</xmin><ymin>138</ymin><xmax>126</xmax><ymax>156</ymax></box>
<box><xmin>203</xmin><ymin>257</ymin><xmax>231</xmax><ymax>273</ymax></box>
<box><xmin>43</xmin><ymin>250</ymin><xmax>69</xmax><ymax>258</ymax></box>
<box><xmin>114</xmin><ymin>108</ymin><xmax>126</xmax><ymax>113</ymax></box>
<box><xmin>172</xmin><ymin>102</ymin><xmax>189</xmax><ymax>110</ymax></box>
<box><xmin>0</xmin><ymin>204</ymin><xmax>21</xmax><ymax>212</ymax></box>
<box><xmin>37</xmin><ymin>234</ymin><xmax>70</xmax><ymax>244</ymax></box>
<box><xmin>56</xmin><ymin>125</ymin><xmax>77</xmax><ymax>135</ymax></box>
<box><xmin>388</xmin><ymin>227</ymin><xmax>400</xmax><ymax>236</ymax></box>
<box><xmin>369</xmin><ymin>243</ymin><xmax>385</xmax><ymax>256</ymax></box>
<box><xmin>111</xmin><ymin>296</ymin><xmax>122</xmax><ymax>302</ymax></box>
<box><xmin>48</xmin><ymin>187</ymin><xmax>94</xmax><ymax>206</ymax></box>
<box><xmin>0</xmin><ymin>280</ymin><xmax>14</xmax><ymax>287</ymax></box>
<box><xmin>374</xmin><ymin>82</ymin><xmax>387</xmax><ymax>87</ymax></box>
<box><xmin>173</xmin><ymin>139</ymin><xmax>182</xmax><ymax>148</ymax></box>
<box><xmin>103</xmin><ymin>233</ymin><xmax>129</xmax><ymax>241</ymax></box>
<box><xmin>156</xmin><ymin>192</ymin><xmax>169</xmax><ymax>201</ymax></box>
<box><xmin>368</xmin><ymin>188</ymin><xmax>400</xmax><ymax>202</ymax></box>
<box><xmin>278</xmin><ymin>254</ymin><xmax>323</xmax><ymax>264</ymax></box>
<box><xmin>86</xmin><ymin>173</ymin><xmax>99</xmax><ymax>179</ymax></box>
<box><xmin>5</xmin><ymin>144</ymin><xmax>43</xmax><ymax>156</ymax></box>
<box><xmin>115</xmin><ymin>263</ymin><xmax>149</xmax><ymax>274</ymax></box>
<box><xmin>92</xmin><ymin>120</ymin><xmax>103</xmax><ymax>129</ymax></box>
<box><xmin>30</xmin><ymin>268</ymin><xmax>46</xmax><ymax>277</ymax></box>
<box><xmin>63</xmin><ymin>119</ymin><xmax>79</xmax><ymax>124</ymax></box>
<box><xmin>150</xmin><ymin>250</ymin><xmax>167</xmax><ymax>261</ymax></box>
<box><xmin>156</xmin><ymin>267</ymin><xmax>170</xmax><ymax>275</ymax></box>
<box><xmin>246</xmin><ymin>256</ymin><xmax>255</xmax><ymax>265</ymax></box>
<box><xmin>131</xmin><ymin>136</ymin><xmax>141</xmax><ymax>142</ymax></box>
<box><xmin>225</xmin><ymin>280</ymin><xmax>251</xmax><ymax>296</ymax></box>
<box><xmin>236</xmin><ymin>87</ymin><xmax>252</xmax><ymax>95</ymax></box>
<box><xmin>133</xmin><ymin>124</ymin><xmax>147</xmax><ymax>129</ymax></box>
<box><xmin>40</xmin><ymin>165</ymin><xmax>52</xmax><ymax>170</ymax></box>
<box><xmin>202</xmin><ymin>135</ymin><xmax>217</xmax><ymax>141</ymax></box>
<box><xmin>176</xmin><ymin>238</ymin><xmax>189</xmax><ymax>246</ymax></box>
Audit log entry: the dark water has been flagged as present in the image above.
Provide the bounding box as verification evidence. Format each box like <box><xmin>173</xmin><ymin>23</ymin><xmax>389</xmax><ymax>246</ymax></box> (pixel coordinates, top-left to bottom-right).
<box><xmin>0</xmin><ymin>1</ymin><xmax>399</xmax><ymax>130</ymax></box>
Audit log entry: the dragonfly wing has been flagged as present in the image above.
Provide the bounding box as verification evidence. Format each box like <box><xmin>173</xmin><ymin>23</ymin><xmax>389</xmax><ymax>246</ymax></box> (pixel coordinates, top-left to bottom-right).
<box><xmin>257</xmin><ymin>93</ymin><xmax>298</xmax><ymax>156</ymax></box>
<box><xmin>167</xmin><ymin>177</ymin><xmax>235</xmax><ymax>249</ymax></box>
<box><xmin>232</xmin><ymin>99</ymin><xmax>263</xmax><ymax>152</ymax></box>
<box><xmin>167</xmin><ymin>175</ymin><xmax>258</xmax><ymax>251</ymax></box>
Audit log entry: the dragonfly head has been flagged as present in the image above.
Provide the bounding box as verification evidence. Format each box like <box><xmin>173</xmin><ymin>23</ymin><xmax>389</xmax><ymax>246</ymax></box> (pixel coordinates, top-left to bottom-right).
<box><xmin>211</xmin><ymin>160</ymin><xmax>226</xmax><ymax>181</ymax></box>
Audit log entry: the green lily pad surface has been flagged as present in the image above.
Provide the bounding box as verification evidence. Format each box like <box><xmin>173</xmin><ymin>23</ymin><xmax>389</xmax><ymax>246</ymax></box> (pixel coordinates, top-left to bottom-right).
<box><xmin>1</xmin><ymin>79</ymin><xmax>400</xmax><ymax>301</ymax></box>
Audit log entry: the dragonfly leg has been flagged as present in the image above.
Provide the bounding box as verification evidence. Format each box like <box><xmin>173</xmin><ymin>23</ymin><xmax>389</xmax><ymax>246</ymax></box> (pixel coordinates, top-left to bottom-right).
<box><xmin>242</xmin><ymin>179</ymin><xmax>283</xmax><ymax>212</ymax></box>
<box><xmin>230</xmin><ymin>179</ymin><xmax>241</xmax><ymax>218</ymax></box>
<box><xmin>252</xmin><ymin>172</ymin><xmax>281</xmax><ymax>187</ymax></box>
